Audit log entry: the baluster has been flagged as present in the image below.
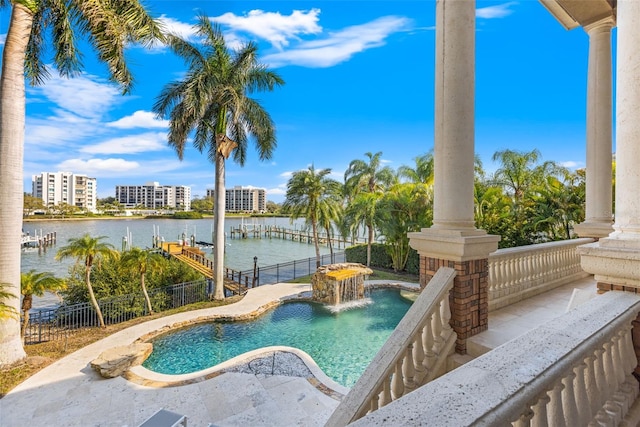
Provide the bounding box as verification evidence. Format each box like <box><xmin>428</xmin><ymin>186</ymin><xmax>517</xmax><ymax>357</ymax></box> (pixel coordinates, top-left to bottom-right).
<box><xmin>441</xmin><ymin>292</ymin><xmax>453</xmax><ymax>335</ymax></box>
<box><xmin>561</xmin><ymin>370</ymin><xmax>579</xmax><ymax>425</ymax></box>
<box><xmin>490</xmin><ymin>258</ymin><xmax>499</xmax><ymax>296</ymax></box>
<box><xmin>402</xmin><ymin>344</ymin><xmax>417</xmax><ymax>391</ymax></box>
<box><xmin>391</xmin><ymin>360</ymin><xmax>404</xmax><ymax>400</ymax></box>
<box><xmin>422</xmin><ymin>315</ymin><xmax>436</xmax><ymax>373</ymax></box>
<box><xmin>547</xmin><ymin>381</ymin><xmax>566</xmax><ymax>426</ymax></box>
<box><xmin>370</xmin><ymin>384</ymin><xmax>382</xmax><ymax>412</ymax></box>
<box><xmin>380</xmin><ymin>376</ymin><xmax>392</xmax><ymax>406</ymax></box>
<box><xmin>512</xmin><ymin>408</ymin><xmax>534</xmax><ymax>427</ymax></box>
<box><xmin>593</xmin><ymin>348</ymin><xmax>608</xmax><ymax>409</ymax></box>
<box><xmin>574</xmin><ymin>362</ymin><xmax>593</xmax><ymax>425</ymax></box>
<box><xmin>495</xmin><ymin>258</ymin><xmax>504</xmax><ymax>295</ymax></box>
<box><xmin>531</xmin><ymin>393</ymin><xmax>551</xmax><ymax>427</ymax></box>
<box><xmin>413</xmin><ymin>331</ymin><xmax>426</xmax><ymax>382</ymax></box>
<box><xmin>432</xmin><ymin>301</ymin><xmax>444</xmax><ymax>348</ymax></box>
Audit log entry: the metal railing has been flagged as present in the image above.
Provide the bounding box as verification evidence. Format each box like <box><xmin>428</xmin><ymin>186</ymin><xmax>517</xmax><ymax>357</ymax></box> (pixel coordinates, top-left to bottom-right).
<box><xmin>22</xmin><ymin>280</ymin><xmax>207</xmax><ymax>344</ymax></box>
<box><xmin>239</xmin><ymin>252</ymin><xmax>345</xmax><ymax>286</ymax></box>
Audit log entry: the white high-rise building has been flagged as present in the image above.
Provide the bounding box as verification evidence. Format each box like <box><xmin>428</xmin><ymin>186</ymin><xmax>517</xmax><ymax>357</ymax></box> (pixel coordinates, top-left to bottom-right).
<box><xmin>32</xmin><ymin>172</ymin><xmax>97</xmax><ymax>213</ymax></box>
<box><xmin>210</xmin><ymin>186</ymin><xmax>266</xmax><ymax>213</ymax></box>
<box><xmin>115</xmin><ymin>182</ymin><xmax>191</xmax><ymax>210</ymax></box>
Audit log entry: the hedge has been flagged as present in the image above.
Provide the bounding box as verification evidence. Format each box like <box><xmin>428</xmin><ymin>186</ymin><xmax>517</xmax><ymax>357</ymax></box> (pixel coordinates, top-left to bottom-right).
<box><xmin>345</xmin><ymin>243</ymin><xmax>420</xmax><ymax>275</ymax></box>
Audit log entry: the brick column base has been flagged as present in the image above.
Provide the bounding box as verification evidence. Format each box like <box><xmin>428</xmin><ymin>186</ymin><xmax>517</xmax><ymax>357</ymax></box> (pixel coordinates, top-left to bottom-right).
<box><xmin>421</xmin><ymin>256</ymin><xmax>489</xmax><ymax>354</ymax></box>
<box><xmin>597</xmin><ymin>282</ymin><xmax>640</xmax><ymax>294</ymax></box>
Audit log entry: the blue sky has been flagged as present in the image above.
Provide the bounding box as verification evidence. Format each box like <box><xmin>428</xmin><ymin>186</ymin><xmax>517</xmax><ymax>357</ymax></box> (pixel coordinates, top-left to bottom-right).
<box><xmin>1</xmin><ymin>1</ymin><xmax>613</xmax><ymax>203</ymax></box>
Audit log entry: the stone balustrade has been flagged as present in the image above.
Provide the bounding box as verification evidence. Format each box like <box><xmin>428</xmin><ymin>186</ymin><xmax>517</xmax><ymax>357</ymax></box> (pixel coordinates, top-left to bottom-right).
<box><xmin>325</xmin><ymin>267</ymin><xmax>457</xmax><ymax>427</ymax></box>
<box><xmin>347</xmin><ymin>290</ymin><xmax>640</xmax><ymax>426</ymax></box>
<box><xmin>488</xmin><ymin>238</ymin><xmax>594</xmax><ymax>311</ymax></box>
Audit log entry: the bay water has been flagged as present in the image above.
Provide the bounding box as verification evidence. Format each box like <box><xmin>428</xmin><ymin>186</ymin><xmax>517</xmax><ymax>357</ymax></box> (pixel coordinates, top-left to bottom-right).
<box><xmin>21</xmin><ymin>216</ymin><xmax>338</xmax><ymax>308</ymax></box>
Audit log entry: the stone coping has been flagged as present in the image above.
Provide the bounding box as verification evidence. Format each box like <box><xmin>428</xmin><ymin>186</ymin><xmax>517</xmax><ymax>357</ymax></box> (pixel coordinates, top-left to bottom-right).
<box><xmin>122</xmin><ymin>280</ymin><xmax>419</xmax><ymax>399</ymax></box>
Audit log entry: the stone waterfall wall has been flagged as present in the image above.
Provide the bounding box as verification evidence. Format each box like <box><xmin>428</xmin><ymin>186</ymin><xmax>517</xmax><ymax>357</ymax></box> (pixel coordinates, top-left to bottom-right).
<box><xmin>311</xmin><ymin>263</ymin><xmax>373</xmax><ymax>305</ymax></box>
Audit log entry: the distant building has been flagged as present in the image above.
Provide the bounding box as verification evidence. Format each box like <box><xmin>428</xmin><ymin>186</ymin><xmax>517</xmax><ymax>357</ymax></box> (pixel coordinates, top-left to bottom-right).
<box><xmin>115</xmin><ymin>182</ymin><xmax>191</xmax><ymax>210</ymax></box>
<box><xmin>207</xmin><ymin>186</ymin><xmax>266</xmax><ymax>213</ymax></box>
<box><xmin>32</xmin><ymin>172</ymin><xmax>97</xmax><ymax>213</ymax></box>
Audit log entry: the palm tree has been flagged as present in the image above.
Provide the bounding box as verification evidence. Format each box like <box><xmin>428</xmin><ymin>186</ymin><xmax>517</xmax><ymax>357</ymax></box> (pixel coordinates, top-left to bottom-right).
<box><xmin>344</xmin><ymin>152</ymin><xmax>396</xmax><ymax>196</ymax></box>
<box><xmin>120</xmin><ymin>247</ymin><xmax>164</xmax><ymax>315</ymax></box>
<box><xmin>284</xmin><ymin>166</ymin><xmax>343</xmax><ymax>268</ymax></box>
<box><xmin>20</xmin><ymin>270</ymin><xmax>66</xmax><ymax>336</ymax></box>
<box><xmin>0</xmin><ymin>283</ymin><xmax>18</xmax><ymax>321</ymax></box>
<box><xmin>153</xmin><ymin>15</ymin><xmax>283</xmax><ymax>300</ymax></box>
<box><xmin>56</xmin><ymin>234</ymin><xmax>118</xmax><ymax>328</ymax></box>
<box><xmin>344</xmin><ymin>152</ymin><xmax>395</xmax><ymax>266</ymax></box>
<box><xmin>398</xmin><ymin>151</ymin><xmax>435</xmax><ymax>185</ymax></box>
<box><xmin>0</xmin><ymin>0</ymin><xmax>162</xmax><ymax>365</ymax></box>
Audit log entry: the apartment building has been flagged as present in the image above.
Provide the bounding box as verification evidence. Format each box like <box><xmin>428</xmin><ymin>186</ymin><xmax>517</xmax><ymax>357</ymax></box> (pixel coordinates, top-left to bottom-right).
<box><xmin>208</xmin><ymin>186</ymin><xmax>266</xmax><ymax>213</ymax></box>
<box><xmin>32</xmin><ymin>172</ymin><xmax>97</xmax><ymax>213</ymax></box>
<box><xmin>115</xmin><ymin>182</ymin><xmax>191</xmax><ymax>210</ymax></box>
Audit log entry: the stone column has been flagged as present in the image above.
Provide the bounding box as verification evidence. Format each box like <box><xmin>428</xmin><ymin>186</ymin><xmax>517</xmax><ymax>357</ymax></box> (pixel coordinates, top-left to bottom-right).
<box><xmin>574</xmin><ymin>18</ymin><xmax>614</xmax><ymax>239</ymax></box>
<box><xmin>578</xmin><ymin>1</ymin><xmax>640</xmax><ymax>292</ymax></box>
<box><xmin>409</xmin><ymin>0</ymin><xmax>500</xmax><ymax>354</ymax></box>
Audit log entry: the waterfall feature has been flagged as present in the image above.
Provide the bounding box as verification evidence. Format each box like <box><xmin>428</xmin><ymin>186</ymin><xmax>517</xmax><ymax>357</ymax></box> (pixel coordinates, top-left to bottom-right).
<box><xmin>311</xmin><ymin>263</ymin><xmax>373</xmax><ymax>309</ymax></box>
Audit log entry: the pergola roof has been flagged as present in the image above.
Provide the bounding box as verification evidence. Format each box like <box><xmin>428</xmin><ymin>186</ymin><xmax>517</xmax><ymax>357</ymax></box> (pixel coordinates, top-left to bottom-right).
<box><xmin>539</xmin><ymin>0</ymin><xmax>616</xmax><ymax>30</ymax></box>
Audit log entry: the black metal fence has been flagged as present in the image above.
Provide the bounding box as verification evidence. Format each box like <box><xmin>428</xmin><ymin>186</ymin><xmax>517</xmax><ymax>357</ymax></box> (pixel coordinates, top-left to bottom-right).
<box><xmin>22</xmin><ymin>251</ymin><xmax>346</xmax><ymax>344</ymax></box>
<box><xmin>22</xmin><ymin>280</ymin><xmax>207</xmax><ymax>344</ymax></box>
<box><xmin>242</xmin><ymin>252</ymin><xmax>345</xmax><ymax>286</ymax></box>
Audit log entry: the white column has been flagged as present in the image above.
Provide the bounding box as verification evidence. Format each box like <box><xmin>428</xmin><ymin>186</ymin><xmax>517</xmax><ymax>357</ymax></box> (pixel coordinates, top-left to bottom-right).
<box><xmin>609</xmin><ymin>1</ymin><xmax>640</xmax><ymax>242</ymax></box>
<box><xmin>578</xmin><ymin>1</ymin><xmax>640</xmax><ymax>289</ymax></box>
<box><xmin>574</xmin><ymin>19</ymin><xmax>614</xmax><ymax>238</ymax></box>
<box><xmin>410</xmin><ymin>0</ymin><xmax>499</xmax><ymax>260</ymax></box>
<box><xmin>432</xmin><ymin>0</ymin><xmax>476</xmax><ymax>231</ymax></box>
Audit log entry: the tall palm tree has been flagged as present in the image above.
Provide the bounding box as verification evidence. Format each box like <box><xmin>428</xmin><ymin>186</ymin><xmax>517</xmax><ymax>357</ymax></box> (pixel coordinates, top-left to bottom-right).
<box><xmin>344</xmin><ymin>151</ymin><xmax>396</xmax><ymax>196</ymax></box>
<box><xmin>344</xmin><ymin>152</ymin><xmax>395</xmax><ymax>266</ymax></box>
<box><xmin>284</xmin><ymin>166</ymin><xmax>343</xmax><ymax>268</ymax></box>
<box><xmin>153</xmin><ymin>15</ymin><xmax>283</xmax><ymax>300</ymax></box>
<box><xmin>56</xmin><ymin>234</ymin><xmax>118</xmax><ymax>328</ymax></box>
<box><xmin>120</xmin><ymin>247</ymin><xmax>164</xmax><ymax>315</ymax></box>
<box><xmin>20</xmin><ymin>270</ymin><xmax>66</xmax><ymax>336</ymax></box>
<box><xmin>0</xmin><ymin>0</ymin><xmax>162</xmax><ymax>365</ymax></box>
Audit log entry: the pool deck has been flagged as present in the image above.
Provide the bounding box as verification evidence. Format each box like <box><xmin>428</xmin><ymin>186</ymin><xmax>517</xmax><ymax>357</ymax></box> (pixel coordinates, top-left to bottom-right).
<box><xmin>0</xmin><ymin>278</ymin><xmax>596</xmax><ymax>426</ymax></box>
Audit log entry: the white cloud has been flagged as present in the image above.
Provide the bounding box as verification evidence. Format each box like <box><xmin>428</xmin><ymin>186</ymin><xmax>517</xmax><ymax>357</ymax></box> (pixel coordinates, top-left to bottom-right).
<box><xmin>57</xmin><ymin>158</ymin><xmax>185</xmax><ymax>178</ymax></box>
<box><xmin>80</xmin><ymin>132</ymin><xmax>168</xmax><ymax>154</ymax></box>
<box><xmin>0</xmin><ymin>34</ymin><xmax>5</xmax><ymax>45</ymax></box>
<box><xmin>263</xmin><ymin>16</ymin><xmax>411</xmax><ymax>68</ymax></box>
<box><xmin>267</xmin><ymin>186</ymin><xmax>287</xmax><ymax>196</ymax></box>
<box><xmin>107</xmin><ymin>111</ymin><xmax>168</xmax><ymax>129</ymax></box>
<box><xmin>476</xmin><ymin>2</ymin><xmax>517</xmax><ymax>19</ymax></box>
<box><xmin>561</xmin><ymin>160</ymin><xmax>582</xmax><ymax>169</ymax></box>
<box><xmin>58</xmin><ymin>158</ymin><xmax>141</xmax><ymax>174</ymax></box>
<box><xmin>279</xmin><ymin>171</ymin><xmax>293</xmax><ymax>178</ymax></box>
<box><xmin>158</xmin><ymin>15</ymin><xmax>199</xmax><ymax>41</ymax></box>
<box><xmin>212</xmin><ymin>9</ymin><xmax>322</xmax><ymax>50</ymax></box>
<box><xmin>30</xmin><ymin>72</ymin><xmax>121</xmax><ymax>119</ymax></box>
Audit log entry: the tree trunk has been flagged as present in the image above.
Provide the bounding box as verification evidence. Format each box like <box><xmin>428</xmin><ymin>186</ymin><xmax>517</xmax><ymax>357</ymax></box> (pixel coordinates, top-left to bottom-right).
<box><xmin>141</xmin><ymin>273</ymin><xmax>153</xmax><ymax>314</ymax></box>
<box><xmin>20</xmin><ymin>295</ymin><xmax>33</xmax><ymax>337</ymax></box>
<box><xmin>366</xmin><ymin>224</ymin><xmax>373</xmax><ymax>267</ymax></box>
<box><xmin>213</xmin><ymin>151</ymin><xmax>226</xmax><ymax>300</ymax></box>
<box><xmin>312</xmin><ymin>219</ymin><xmax>321</xmax><ymax>268</ymax></box>
<box><xmin>86</xmin><ymin>267</ymin><xmax>105</xmax><ymax>328</ymax></box>
<box><xmin>0</xmin><ymin>4</ymin><xmax>32</xmax><ymax>365</ymax></box>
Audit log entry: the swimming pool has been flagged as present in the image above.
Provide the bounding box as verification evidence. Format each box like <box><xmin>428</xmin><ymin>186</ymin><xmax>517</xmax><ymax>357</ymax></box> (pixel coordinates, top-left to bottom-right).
<box><xmin>142</xmin><ymin>288</ymin><xmax>414</xmax><ymax>387</ymax></box>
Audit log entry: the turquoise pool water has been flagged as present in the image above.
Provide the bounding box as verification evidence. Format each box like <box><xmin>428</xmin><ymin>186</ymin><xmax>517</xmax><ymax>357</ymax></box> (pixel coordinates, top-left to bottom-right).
<box><xmin>142</xmin><ymin>288</ymin><xmax>414</xmax><ymax>387</ymax></box>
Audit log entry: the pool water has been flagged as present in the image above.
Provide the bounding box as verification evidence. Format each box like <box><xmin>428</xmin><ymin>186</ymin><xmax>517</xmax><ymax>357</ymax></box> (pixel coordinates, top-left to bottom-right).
<box><xmin>142</xmin><ymin>288</ymin><xmax>414</xmax><ymax>387</ymax></box>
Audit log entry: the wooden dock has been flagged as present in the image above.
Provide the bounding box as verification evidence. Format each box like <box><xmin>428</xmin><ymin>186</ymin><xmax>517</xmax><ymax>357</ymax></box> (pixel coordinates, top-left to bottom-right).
<box><xmin>228</xmin><ymin>225</ymin><xmax>364</xmax><ymax>249</ymax></box>
<box><xmin>21</xmin><ymin>231</ymin><xmax>56</xmax><ymax>251</ymax></box>
<box><xmin>159</xmin><ymin>242</ymin><xmax>250</xmax><ymax>296</ymax></box>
